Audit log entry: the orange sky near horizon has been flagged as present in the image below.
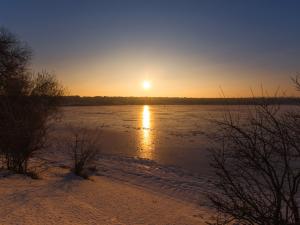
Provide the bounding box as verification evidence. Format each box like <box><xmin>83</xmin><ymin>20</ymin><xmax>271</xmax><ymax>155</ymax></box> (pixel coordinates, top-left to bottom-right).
<box><xmin>43</xmin><ymin>50</ymin><xmax>297</xmax><ymax>98</ymax></box>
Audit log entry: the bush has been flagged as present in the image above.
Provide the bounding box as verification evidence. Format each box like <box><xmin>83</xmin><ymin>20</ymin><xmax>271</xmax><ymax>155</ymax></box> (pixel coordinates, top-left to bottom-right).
<box><xmin>207</xmin><ymin>99</ymin><xmax>300</xmax><ymax>225</ymax></box>
<box><xmin>0</xmin><ymin>28</ymin><xmax>64</xmax><ymax>173</ymax></box>
<box><xmin>66</xmin><ymin>126</ymin><xmax>101</xmax><ymax>178</ymax></box>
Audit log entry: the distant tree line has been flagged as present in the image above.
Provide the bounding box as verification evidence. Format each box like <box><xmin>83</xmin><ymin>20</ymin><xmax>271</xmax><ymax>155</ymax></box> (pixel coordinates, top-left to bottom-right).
<box><xmin>61</xmin><ymin>96</ymin><xmax>300</xmax><ymax>106</ymax></box>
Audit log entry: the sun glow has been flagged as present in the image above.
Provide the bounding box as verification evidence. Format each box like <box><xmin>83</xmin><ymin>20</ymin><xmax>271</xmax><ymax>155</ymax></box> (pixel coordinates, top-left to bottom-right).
<box><xmin>142</xmin><ymin>80</ymin><xmax>151</xmax><ymax>90</ymax></box>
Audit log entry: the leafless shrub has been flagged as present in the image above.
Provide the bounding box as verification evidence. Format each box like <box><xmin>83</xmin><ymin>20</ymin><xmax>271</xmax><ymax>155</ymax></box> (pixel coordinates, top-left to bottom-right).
<box><xmin>207</xmin><ymin>95</ymin><xmax>300</xmax><ymax>225</ymax></box>
<box><xmin>0</xmin><ymin>28</ymin><xmax>64</xmax><ymax>174</ymax></box>
<box><xmin>66</xmin><ymin>126</ymin><xmax>101</xmax><ymax>178</ymax></box>
<box><xmin>292</xmin><ymin>74</ymin><xmax>300</xmax><ymax>92</ymax></box>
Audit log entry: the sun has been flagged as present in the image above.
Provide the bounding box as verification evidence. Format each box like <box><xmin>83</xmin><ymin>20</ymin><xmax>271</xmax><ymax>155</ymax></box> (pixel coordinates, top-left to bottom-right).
<box><xmin>142</xmin><ymin>80</ymin><xmax>151</xmax><ymax>90</ymax></box>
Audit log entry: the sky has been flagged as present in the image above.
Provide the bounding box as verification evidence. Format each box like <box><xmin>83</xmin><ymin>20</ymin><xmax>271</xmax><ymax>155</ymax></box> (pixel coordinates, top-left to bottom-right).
<box><xmin>1</xmin><ymin>0</ymin><xmax>300</xmax><ymax>97</ymax></box>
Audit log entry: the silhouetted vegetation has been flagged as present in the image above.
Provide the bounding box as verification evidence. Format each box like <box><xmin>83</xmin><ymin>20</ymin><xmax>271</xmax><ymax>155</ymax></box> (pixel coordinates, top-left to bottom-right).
<box><xmin>207</xmin><ymin>85</ymin><xmax>300</xmax><ymax>224</ymax></box>
<box><xmin>61</xmin><ymin>96</ymin><xmax>300</xmax><ymax>106</ymax></box>
<box><xmin>66</xmin><ymin>126</ymin><xmax>101</xmax><ymax>178</ymax></box>
<box><xmin>0</xmin><ymin>28</ymin><xmax>64</xmax><ymax>174</ymax></box>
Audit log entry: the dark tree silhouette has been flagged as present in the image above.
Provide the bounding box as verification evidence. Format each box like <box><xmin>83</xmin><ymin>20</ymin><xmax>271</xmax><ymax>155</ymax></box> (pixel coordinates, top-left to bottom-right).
<box><xmin>207</xmin><ymin>93</ymin><xmax>300</xmax><ymax>225</ymax></box>
<box><xmin>0</xmin><ymin>28</ymin><xmax>64</xmax><ymax>173</ymax></box>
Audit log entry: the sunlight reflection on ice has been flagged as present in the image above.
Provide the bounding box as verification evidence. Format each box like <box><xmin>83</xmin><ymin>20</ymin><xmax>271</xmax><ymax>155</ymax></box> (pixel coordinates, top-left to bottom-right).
<box><xmin>139</xmin><ymin>105</ymin><xmax>154</xmax><ymax>159</ymax></box>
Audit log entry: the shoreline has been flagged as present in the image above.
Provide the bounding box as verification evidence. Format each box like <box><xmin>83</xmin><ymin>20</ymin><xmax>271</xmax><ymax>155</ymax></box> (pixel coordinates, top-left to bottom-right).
<box><xmin>60</xmin><ymin>96</ymin><xmax>300</xmax><ymax>107</ymax></box>
<box><xmin>0</xmin><ymin>155</ymin><xmax>210</xmax><ymax>225</ymax></box>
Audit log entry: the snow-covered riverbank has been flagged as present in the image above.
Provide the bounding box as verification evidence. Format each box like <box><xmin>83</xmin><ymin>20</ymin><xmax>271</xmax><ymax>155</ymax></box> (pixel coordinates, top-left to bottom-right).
<box><xmin>0</xmin><ymin>154</ymin><xmax>212</xmax><ymax>225</ymax></box>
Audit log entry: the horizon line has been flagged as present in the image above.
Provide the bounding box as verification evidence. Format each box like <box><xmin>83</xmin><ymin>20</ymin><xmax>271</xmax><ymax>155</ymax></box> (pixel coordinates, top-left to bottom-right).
<box><xmin>65</xmin><ymin>95</ymin><xmax>299</xmax><ymax>99</ymax></box>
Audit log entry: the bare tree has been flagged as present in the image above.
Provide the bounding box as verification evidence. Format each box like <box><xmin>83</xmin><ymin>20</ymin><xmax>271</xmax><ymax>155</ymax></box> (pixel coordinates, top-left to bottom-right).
<box><xmin>0</xmin><ymin>28</ymin><xmax>32</xmax><ymax>96</ymax></box>
<box><xmin>292</xmin><ymin>74</ymin><xmax>300</xmax><ymax>92</ymax></box>
<box><xmin>0</xmin><ymin>28</ymin><xmax>64</xmax><ymax>174</ymax></box>
<box><xmin>206</xmin><ymin>95</ymin><xmax>300</xmax><ymax>225</ymax></box>
<box><xmin>66</xmin><ymin>126</ymin><xmax>101</xmax><ymax>178</ymax></box>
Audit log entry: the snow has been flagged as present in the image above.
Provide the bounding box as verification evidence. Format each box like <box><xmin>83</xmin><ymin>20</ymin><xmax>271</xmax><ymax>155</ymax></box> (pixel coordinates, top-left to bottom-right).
<box><xmin>0</xmin><ymin>154</ymin><xmax>211</xmax><ymax>225</ymax></box>
<box><xmin>95</xmin><ymin>154</ymin><xmax>212</xmax><ymax>204</ymax></box>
